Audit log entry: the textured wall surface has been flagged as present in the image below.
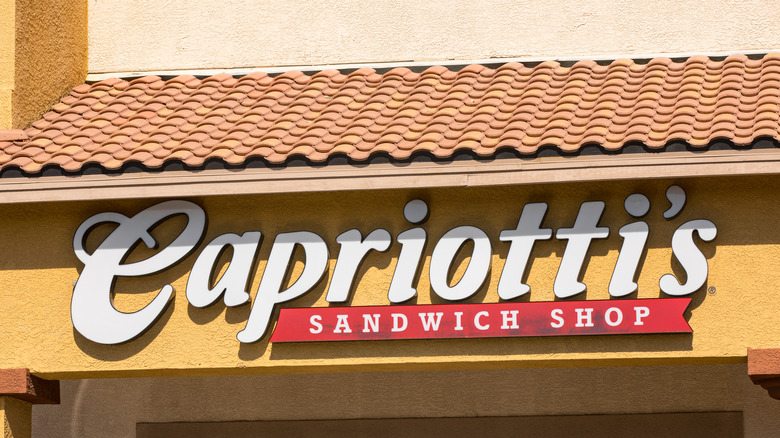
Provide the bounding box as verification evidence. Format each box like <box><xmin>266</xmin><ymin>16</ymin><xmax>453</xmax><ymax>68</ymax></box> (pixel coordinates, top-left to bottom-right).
<box><xmin>31</xmin><ymin>364</ymin><xmax>780</xmax><ymax>438</ymax></box>
<box><xmin>0</xmin><ymin>0</ymin><xmax>87</xmax><ymax>129</ymax></box>
<box><xmin>2</xmin><ymin>397</ymin><xmax>31</xmax><ymax>438</ymax></box>
<box><xmin>12</xmin><ymin>0</ymin><xmax>88</xmax><ymax>129</ymax></box>
<box><xmin>0</xmin><ymin>175</ymin><xmax>778</xmax><ymax>376</ymax></box>
<box><xmin>0</xmin><ymin>0</ymin><xmax>16</xmax><ymax>129</ymax></box>
<box><xmin>88</xmin><ymin>0</ymin><xmax>780</xmax><ymax>73</ymax></box>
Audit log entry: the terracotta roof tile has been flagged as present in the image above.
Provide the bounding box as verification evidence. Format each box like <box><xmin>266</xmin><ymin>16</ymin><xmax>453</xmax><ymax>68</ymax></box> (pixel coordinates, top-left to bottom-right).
<box><xmin>5</xmin><ymin>54</ymin><xmax>780</xmax><ymax>174</ymax></box>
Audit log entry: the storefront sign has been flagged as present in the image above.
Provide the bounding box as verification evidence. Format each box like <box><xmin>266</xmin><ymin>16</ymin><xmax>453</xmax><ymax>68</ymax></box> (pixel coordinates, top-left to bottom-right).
<box><xmin>71</xmin><ymin>185</ymin><xmax>715</xmax><ymax>345</ymax></box>
<box><xmin>270</xmin><ymin>299</ymin><xmax>692</xmax><ymax>342</ymax></box>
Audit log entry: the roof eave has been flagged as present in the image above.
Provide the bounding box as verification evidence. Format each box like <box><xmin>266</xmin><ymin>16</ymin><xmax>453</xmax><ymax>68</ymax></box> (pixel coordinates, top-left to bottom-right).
<box><xmin>1</xmin><ymin>148</ymin><xmax>778</xmax><ymax>204</ymax></box>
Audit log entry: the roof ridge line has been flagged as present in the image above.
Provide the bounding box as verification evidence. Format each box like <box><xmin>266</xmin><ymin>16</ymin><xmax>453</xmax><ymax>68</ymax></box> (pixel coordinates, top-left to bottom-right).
<box><xmin>85</xmin><ymin>49</ymin><xmax>780</xmax><ymax>82</ymax></box>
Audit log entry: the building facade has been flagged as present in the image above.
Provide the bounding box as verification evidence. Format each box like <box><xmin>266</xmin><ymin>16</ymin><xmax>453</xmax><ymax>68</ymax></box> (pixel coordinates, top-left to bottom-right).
<box><xmin>2</xmin><ymin>1</ymin><xmax>780</xmax><ymax>437</ymax></box>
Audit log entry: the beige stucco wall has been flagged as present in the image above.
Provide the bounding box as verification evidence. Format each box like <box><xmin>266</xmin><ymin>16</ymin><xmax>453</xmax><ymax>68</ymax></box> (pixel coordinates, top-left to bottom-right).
<box><xmin>88</xmin><ymin>0</ymin><xmax>780</xmax><ymax>73</ymax></box>
<box><xmin>31</xmin><ymin>364</ymin><xmax>780</xmax><ymax>437</ymax></box>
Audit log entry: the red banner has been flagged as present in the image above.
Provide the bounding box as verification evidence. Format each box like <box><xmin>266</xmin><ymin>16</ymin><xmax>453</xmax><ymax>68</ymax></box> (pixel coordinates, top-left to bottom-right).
<box><xmin>270</xmin><ymin>298</ymin><xmax>691</xmax><ymax>343</ymax></box>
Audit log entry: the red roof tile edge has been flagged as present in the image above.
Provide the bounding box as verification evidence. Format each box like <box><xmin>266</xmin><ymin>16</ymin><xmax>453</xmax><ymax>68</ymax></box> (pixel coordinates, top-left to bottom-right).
<box><xmin>2</xmin><ymin>53</ymin><xmax>780</xmax><ymax>176</ymax></box>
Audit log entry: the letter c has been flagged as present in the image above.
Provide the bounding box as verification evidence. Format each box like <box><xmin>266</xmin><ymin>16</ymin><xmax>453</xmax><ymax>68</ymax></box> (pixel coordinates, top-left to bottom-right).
<box><xmin>71</xmin><ymin>200</ymin><xmax>206</xmax><ymax>344</ymax></box>
<box><xmin>474</xmin><ymin>311</ymin><xmax>490</xmax><ymax>330</ymax></box>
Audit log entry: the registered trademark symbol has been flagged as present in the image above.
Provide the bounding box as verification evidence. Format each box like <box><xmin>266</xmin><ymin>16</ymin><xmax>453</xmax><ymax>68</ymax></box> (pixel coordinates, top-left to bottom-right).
<box><xmin>708</xmin><ymin>286</ymin><xmax>716</xmax><ymax>295</ymax></box>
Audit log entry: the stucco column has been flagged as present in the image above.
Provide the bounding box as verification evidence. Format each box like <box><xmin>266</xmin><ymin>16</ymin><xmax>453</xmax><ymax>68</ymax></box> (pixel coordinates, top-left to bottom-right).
<box><xmin>0</xmin><ymin>0</ymin><xmax>87</xmax><ymax>129</ymax></box>
<box><xmin>1</xmin><ymin>397</ymin><xmax>32</xmax><ymax>438</ymax></box>
<box><xmin>0</xmin><ymin>369</ymin><xmax>60</xmax><ymax>438</ymax></box>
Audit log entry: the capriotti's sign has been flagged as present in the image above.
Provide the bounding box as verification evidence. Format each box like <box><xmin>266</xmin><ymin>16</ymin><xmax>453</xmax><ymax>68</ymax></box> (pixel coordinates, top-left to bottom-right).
<box><xmin>71</xmin><ymin>185</ymin><xmax>715</xmax><ymax>345</ymax></box>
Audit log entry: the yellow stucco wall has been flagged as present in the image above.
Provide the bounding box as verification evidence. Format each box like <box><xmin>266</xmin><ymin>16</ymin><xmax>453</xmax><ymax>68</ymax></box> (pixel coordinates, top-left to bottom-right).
<box><xmin>1</xmin><ymin>397</ymin><xmax>31</xmax><ymax>438</ymax></box>
<box><xmin>0</xmin><ymin>0</ymin><xmax>16</xmax><ymax>129</ymax></box>
<box><xmin>0</xmin><ymin>175</ymin><xmax>778</xmax><ymax>378</ymax></box>
<box><xmin>0</xmin><ymin>0</ymin><xmax>87</xmax><ymax>129</ymax></box>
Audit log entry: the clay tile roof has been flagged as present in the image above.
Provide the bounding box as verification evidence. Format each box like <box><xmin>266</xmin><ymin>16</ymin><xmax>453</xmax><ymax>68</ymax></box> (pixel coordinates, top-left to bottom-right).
<box><xmin>4</xmin><ymin>53</ymin><xmax>780</xmax><ymax>175</ymax></box>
